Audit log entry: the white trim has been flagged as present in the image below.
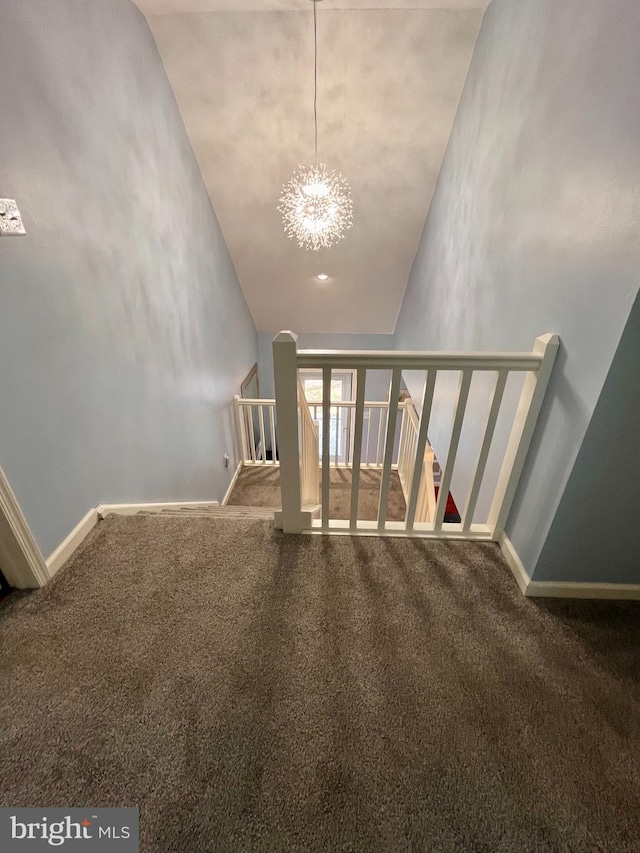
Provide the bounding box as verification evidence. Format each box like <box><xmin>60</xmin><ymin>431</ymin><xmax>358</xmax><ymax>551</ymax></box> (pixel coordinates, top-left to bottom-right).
<box><xmin>525</xmin><ymin>581</ymin><xmax>640</xmax><ymax>600</ymax></box>
<box><xmin>0</xmin><ymin>464</ymin><xmax>49</xmax><ymax>589</ymax></box>
<box><xmin>499</xmin><ymin>532</ymin><xmax>640</xmax><ymax>600</ymax></box>
<box><xmin>222</xmin><ymin>462</ymin><xmax>243</xmax><ymax>506</ymax></box>
<box><xmin>97</xmin><ymin>500</ymin><xmax>220</xmax><ymax>518</ymax></box>
<box><xmin>297</xmin><ymin>350</ymin><xmax>542</xmax><ymax>371</ymax></box>
<box><xmin>498</xmin><ymin>532</ymin><xmax>530</xmax><ymax>595</ymax></box>
<box><xmin>45</xmin><ymin>499</ymin><xmax>224</xmax><ymax>579</ymax></box>
<box><xmin>308</xmin><ymin>520</ymin><xmax>493</xmax><ymax>540</ymax></box>
<box><xmin>46</xmin><ymin>508</ymin><xmax>99</xmax><ymax>579</ymax></box>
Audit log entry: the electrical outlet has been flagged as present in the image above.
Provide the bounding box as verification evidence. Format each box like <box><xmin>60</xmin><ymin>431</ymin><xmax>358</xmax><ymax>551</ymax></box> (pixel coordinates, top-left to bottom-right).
<box><xmin>0</xmin><ymin>199</ymin><xmax>26</xmax><ymax>235</ymax></box>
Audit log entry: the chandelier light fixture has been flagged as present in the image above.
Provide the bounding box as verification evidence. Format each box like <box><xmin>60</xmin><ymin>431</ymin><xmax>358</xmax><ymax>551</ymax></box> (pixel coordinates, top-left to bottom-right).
<box><xmin>278</xmin><ymin>0</ymin><xmax>353</xmax><ymax>252</ymax></box>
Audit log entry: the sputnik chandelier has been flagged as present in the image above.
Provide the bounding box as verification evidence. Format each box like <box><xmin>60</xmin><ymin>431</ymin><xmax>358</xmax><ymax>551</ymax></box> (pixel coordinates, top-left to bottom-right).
<box><xmin>278</xmin><ymin>0</ymin><xmax>353</xmax><ymax>251</ymax></box>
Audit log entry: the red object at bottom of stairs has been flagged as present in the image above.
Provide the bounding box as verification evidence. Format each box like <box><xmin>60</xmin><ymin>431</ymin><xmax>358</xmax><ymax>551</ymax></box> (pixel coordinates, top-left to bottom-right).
<box><xmin>434</xmin><ymin>486</ymin><xmax>461</xmax><ymax>523</ymax></box>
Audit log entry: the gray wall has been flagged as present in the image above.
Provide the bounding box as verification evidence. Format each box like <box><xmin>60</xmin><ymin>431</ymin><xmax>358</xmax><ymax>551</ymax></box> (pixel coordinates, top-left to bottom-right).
<box><xmin>534</xmin><ymin>292</ymin><xmax>640</xmax><ymax>584</ymax></box>
<box><xmin>0</xmin><ymin>0</ymin><xmax>257</xmax><ymax>557</ymax></box>
<box><xmin>394</xmin><ymin>0</ymin><xmax>640</xmax><ymax>581</ymax></box>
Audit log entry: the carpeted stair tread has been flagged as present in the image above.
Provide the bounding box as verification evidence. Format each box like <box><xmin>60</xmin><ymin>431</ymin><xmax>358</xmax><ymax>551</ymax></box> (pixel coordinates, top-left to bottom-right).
<box><xmin>136</xmin><ymin>505</ymin><xmax>275</xmax><ymax>520</ymax></box>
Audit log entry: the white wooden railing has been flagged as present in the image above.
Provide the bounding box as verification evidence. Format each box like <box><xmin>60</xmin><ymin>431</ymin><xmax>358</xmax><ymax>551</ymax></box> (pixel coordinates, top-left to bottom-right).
<box><xmin>397</xmin><ymin>397</ymin><xmax>436</xmax><ymax>524</ymax></box>
<box><xmin>272</xmin><ymin>330</ymin><xmax>559</xmax><ymax>538</ymax></box>
<box><xmin>235</xmin><ymin>394</ymin><xmax>411</xmax><ymax>470</ymax></box>
<box><xmin>307</xmin><ymin>400</ymin><xmax>403</xmax><ymax>467</ymax></box>
<box><xmin>298</xmin><ymin>380</ymin><xmax>320</xmax><ymax>507</ymax></box>
<box><xmin>234</xmin><ymin>396</ymin><xmax>277</xmax><ymax>465</ymax></box>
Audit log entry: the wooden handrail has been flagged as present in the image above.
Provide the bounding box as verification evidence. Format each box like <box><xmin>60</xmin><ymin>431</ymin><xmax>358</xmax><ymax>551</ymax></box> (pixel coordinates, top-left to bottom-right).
<box><xmin>297</xmin><ymin>350</ymin><xmax>542</xmax><ymax>372</ymax></box>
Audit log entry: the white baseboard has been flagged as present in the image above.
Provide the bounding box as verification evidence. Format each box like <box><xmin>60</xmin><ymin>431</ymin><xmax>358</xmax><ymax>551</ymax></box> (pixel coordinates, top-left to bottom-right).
<box><xmin>525</xmin><ymin>580</ymin><xmax>640</xmax><ymax>600</ymax></box>
<box><xmin>498</xmin><ymin>532</ymin><xmax>530</xmax><ymax>595</ymax></box>
<box><xmin>499</xmin><ymin>532</ymin><xmax>640</xmax><ymax>600</ymax></box>
<box><xmin>0</xmin><ymin>463</ymin><xmax>49</xmax><ymax>589</ymax></box>
<box><xmin>45</xmin><ymin>500</ymin><xmax>222</xmax><ymax>579</ymax></box>
<box><xmin>222</xmin><ymin>462</ymin><xmax>243</xmax><ymax>506</ymax></box>
<box><xmin>46</xmin><ymin>508</ymin><xmax>99</xmax><ymax>579</ymax></box>
<box><xmin>96</xmin><ymin>500</ymin><xmax>220</xmax><ymax>519</ymax></box>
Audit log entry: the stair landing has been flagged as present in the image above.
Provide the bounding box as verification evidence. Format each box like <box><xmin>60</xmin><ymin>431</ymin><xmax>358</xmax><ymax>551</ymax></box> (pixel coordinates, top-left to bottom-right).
<box><xmin>227</xmin><ymin>465</ymin><xmax>406</xmax><ymax>522</ymax></box>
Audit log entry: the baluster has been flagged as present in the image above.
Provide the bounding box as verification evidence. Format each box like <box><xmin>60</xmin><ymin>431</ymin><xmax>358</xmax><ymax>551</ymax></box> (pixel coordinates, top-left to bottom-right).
<box><xmin>365</xmin><ymin>408</ymin><xmax>371</xmax><ymax>467</ymax></box>
<box><xmin>434</xmin><ymin>370</ymin><xmax>473</xmax><ymax>530</ymax></box>
<box><xmin>259</xmin><ymin>405</ymin><xmax>266</xmax><ymax>464</ymax></box>
<box><xmin>321</xmin><ymin>367</ymin><xmax>331</xmax><ymax>528</ymax></box>
<box><xmin>269</xmin><ymin>405</ymin><xmax>277</xmax><ymax>464</ymax></box>
<box><xmin>248</xmin><ymin>405</ymin><xmax>257</xmax><ymax>463</ymax></box>
<box><xmin>462</xmin><ymin>371</ymin><xmax>507</xmax><ymax>530</ymax></box>
<box><xmin>376</xmin><ymin>408</ymin><xmax>386</xmax><ymax>467</ymax></box>
<box><xmin>377</xmin><ymin>369</ymin><xmax>402</xmax><ymax>529</ymax></box>
<box><xmin>398</xmin><ymin>407</ymin><xmax>406</xmax><ymax>485</ymax></box>
<box><xmin>406</xmin><ymin>370</ymin><xmax>438</xmax><ymax>531</ymax></box>
<box><xmin>350</xmin><ymin>368</ymin><xmax>367</xmax><ymax>529</ymax></box>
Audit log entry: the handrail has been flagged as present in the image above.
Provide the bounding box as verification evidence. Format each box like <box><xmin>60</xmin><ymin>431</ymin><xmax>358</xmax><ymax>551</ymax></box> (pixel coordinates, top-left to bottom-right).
<box><xmin>297</xmin><ymin>350</ymin><xmax>541</xmax><ymax>372</ymax></box>
<box><xmin>308</xmin><ymin>400</ymin><xmax>403</xmax><ymax>409</ymax></box>
<box><xmin>239</xmin><ymin>397</ymin><xmax>397</xmax><ymax>410</ymax></box>
<box><xmin>236</xmin><ymin>397</ymin><xmax>275</xmax><ymax>406</ymax></box>
<box><xmin>403</xmin><ymin>396</ymin><xmax>419</xmax><ymax>430</ymax></box>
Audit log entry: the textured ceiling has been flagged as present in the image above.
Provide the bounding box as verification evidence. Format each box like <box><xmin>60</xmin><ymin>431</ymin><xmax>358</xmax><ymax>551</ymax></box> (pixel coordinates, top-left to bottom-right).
<box><xmin>138</xmin><ymin>1</ymin><xmax>489</xmax><ymax>12</ymax></box>
<box><xmin>136</xmin><ymin>1</ymin><xmax>487</xmax><ymax>333</ymax></box>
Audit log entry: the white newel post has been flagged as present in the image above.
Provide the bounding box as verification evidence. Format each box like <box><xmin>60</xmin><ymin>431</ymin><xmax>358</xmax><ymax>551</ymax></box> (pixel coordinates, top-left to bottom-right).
<box><xmin>273</xmin><ymin>331</ymin><xmax>304</xmax><ymax>533</ymax></box>
<box><xmin>233</xmin><ymin>395</ymin><xmax>245</xmax><ymax>464</ymax></box>
<box><xmin>488</xmin><ymin>333</ymin><xmax>560</xmax><ymax>538</ymax></box>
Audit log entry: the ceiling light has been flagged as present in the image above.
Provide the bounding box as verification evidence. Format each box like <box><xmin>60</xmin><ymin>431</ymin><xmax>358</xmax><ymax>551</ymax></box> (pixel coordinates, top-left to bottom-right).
<box><xmin>316</xmin><ymin>273</ymin><xmax>329</xmax><ymax>281</ymax></box>
<box><xmin>279</xmin><ymin>0</ymin><xmax>353</xmax><ymax>252</ymax></box>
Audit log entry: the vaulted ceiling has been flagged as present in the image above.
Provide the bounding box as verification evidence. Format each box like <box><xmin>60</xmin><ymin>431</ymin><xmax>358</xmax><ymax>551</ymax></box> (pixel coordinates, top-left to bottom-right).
<box><xmin>134</xmin><ymin>0</ymin><xmax>489</xmax><ymax>333</ymax></box>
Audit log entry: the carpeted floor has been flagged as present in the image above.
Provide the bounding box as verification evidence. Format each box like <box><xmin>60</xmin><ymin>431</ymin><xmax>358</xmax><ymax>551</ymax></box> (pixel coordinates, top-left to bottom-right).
<box><xmin>1</xmin><ymin>514</ymin><xmax>640</xmax><ymax>852</ymax></box>
<box><xmin>228</xmin><ymin>465</ymin><xmax>407</xmax><ymax>521</ymax></box>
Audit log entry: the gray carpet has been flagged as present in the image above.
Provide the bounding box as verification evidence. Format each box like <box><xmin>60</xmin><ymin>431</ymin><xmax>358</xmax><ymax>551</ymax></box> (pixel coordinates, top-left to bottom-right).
<box><xmin>229</xmin><ymin>465</ymin><xmax>407</xmax><ymax>521</ymax></box>
<box><xmin>1</xmin><ymin>514</ymin><xmax>640</xmax><ymax>852</ymax></box>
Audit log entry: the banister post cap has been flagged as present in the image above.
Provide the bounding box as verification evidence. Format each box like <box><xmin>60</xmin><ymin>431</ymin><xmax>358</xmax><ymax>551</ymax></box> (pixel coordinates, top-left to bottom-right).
<box><xmin>273</xmin><ymin>331</ymin><xmax>298</xmax><ymax>344</ymax></box>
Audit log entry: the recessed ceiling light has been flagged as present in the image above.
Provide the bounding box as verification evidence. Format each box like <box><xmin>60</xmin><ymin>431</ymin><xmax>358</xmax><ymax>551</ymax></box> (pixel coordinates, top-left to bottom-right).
<box><xmin>316</xmin><ymin>273</ymin><xmax>329</xmax><ymax>281</ymax></box>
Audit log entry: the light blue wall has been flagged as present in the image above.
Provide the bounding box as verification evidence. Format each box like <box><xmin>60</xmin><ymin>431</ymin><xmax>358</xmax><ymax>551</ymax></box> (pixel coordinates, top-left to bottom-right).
<box><xmin>0</xmin><ymin>0</ymin><xmax>257</xmax><ymax>557</ymax></box>
<box><xmin>394</xmin><ymin>0</ymin><xmax>640</xmax><ymax>581</ymax></box>
<box><xmin>534</xmin><ymin>292</ymin><xmax>640</xmax><ymax>583</ymax></box>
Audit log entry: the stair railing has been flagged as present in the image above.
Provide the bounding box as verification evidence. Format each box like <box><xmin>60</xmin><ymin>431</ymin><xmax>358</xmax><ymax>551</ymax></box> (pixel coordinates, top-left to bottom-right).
<box><xmin>306</xmin><ymin>399</ymin><xmax>402</xmax><ymax>467</ymax></box>
<box><xmin>234</xmin><ymin>396</ymin><xmax>277</xmax><ymax>465</ymax></box>
<box><xmin>298</xmin><ymin>380</ymin><xmax>320</xmax><ymax>508</ymax></box>
<box><xmin>397</xmin><ymin>397</ymin><xmax>436</xmax><ymax>523</ymax></box>
<box><xmin>273</xmin><ymin>330</ymin><xmax>559</xmax><ymax>538</ymax></box>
